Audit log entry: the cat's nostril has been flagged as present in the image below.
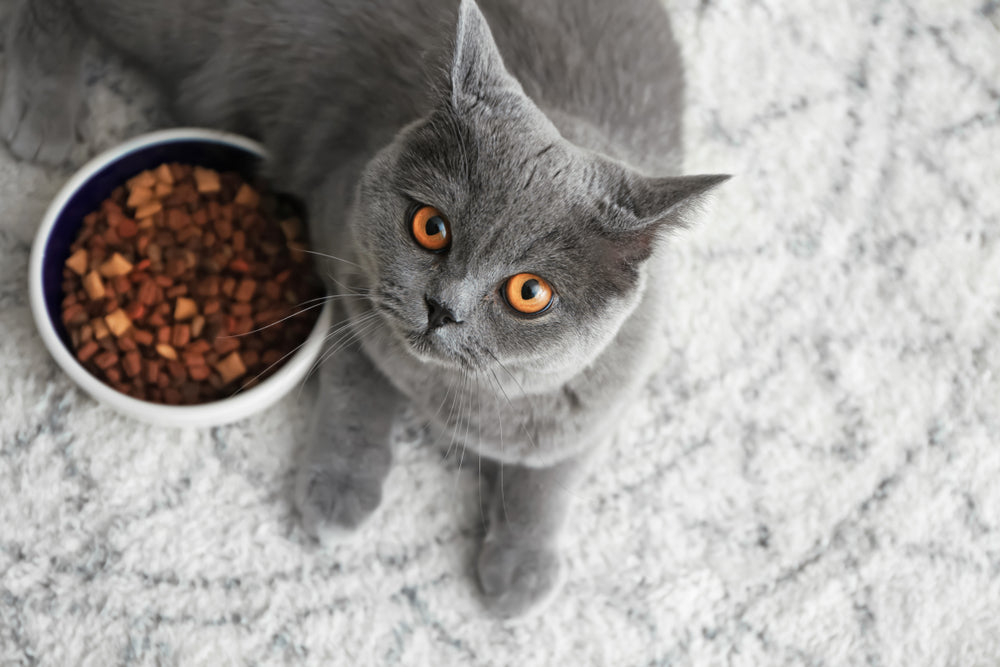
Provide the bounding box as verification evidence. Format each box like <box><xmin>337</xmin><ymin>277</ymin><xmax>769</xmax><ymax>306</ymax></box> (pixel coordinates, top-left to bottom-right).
<box><xmin>425</xmin><ymin>296</ymin><xmax>460</xmax><ymax>330</ymax></box>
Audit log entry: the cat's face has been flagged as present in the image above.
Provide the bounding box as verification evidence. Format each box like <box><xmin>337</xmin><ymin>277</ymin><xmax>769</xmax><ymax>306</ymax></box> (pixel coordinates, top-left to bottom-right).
<box><xmin>341</xmin><ymin>0</ymin><xmax>724</xmax><ymax>377</ymax></box>
<box><xmin>353</xmin><ymin>112</ymin><xmax>645</xmax><ymax>375</ymax></box>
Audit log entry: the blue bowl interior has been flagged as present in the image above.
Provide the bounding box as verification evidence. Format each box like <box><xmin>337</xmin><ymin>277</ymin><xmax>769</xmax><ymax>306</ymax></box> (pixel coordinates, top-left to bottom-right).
<box><xmin>42</xmin><ymin>140</ymin><xmax>263</xmax><ymax>352</ymax></box>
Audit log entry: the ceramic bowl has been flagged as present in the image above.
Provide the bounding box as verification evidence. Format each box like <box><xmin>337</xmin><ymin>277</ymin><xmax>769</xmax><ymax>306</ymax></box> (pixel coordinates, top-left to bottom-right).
<box><xmin>28</xmin><ymin>128</ymin><xmax>332</xmax><ymax>427</ymax></box>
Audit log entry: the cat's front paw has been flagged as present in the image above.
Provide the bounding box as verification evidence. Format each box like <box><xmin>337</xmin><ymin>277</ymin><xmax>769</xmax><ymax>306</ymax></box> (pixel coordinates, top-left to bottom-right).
<box><xmin>294</xmin><ymin>463</ymin><xmax>384</xmax><ymax>544</ymax></box>
<box><xmin>0</xmin><ymin>67</ymin><xmax>78</xmax><ymax>165</ymax></box>
<box><xmin>477</xmin><ymin>538</ymin><xmax>563</xmax><ymax>619</ymax></box>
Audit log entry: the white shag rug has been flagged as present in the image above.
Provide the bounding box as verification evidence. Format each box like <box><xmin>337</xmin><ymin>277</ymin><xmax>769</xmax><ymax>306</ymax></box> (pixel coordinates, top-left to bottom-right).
<box><xmin>2</xmin><ymin>1</ymin><xmax>999</xmax><ymax>665</ymax></box>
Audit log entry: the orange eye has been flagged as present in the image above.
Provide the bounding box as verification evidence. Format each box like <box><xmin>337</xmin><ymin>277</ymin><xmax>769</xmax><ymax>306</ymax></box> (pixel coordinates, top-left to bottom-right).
<box><xmin>504</xmin><ymin>273</ymin><xmax>554</xmax><ymax>314</ymax></box>
<box><xmin>411</xmin><ymin>205</ymin><xmax>451</xmax><ymax>251</ymax></box>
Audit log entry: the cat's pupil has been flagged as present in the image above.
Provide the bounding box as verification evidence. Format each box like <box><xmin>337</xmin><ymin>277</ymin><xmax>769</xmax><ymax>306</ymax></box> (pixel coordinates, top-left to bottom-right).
<box><xmin>521</xmin><ymin>279</ymin><xmax>541</xmax><ymax>301</ymax></box>
<box><xmin>425</xmin><ymin>216</ymin><xmax>444</xmax><ymax>237</ymax></box>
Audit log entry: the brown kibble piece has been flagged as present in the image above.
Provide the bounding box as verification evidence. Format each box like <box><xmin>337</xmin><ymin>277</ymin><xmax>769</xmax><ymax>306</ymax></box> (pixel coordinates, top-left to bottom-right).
<box><xmin>287</xmin><ymin>242</ymin><xmax>306</xmax><ymax>263</ymax></box>
<box><xmin>128</xmin><ymin>170</ymin><xmax>157</xmax><ymax>190</ymax></box>
<box><xmin>134</xmin><ymin>200</ymin><xmax>163</xmax><ymax>220</ymax></box>
<box><xmin>234</xmin><ymin>184</ymin><xmax>260</xmax><ymax>208</ymax></box>
<box><xmin>77</xmin><ymin>341</ymin><xmax>99</xmax><ymax>363</ymax></box>
<box><xmin>123</xmin><ymin>351</ymin><xmax>142</xmax><ymax>378</ymax></box>
<box><xmin>138</xmin><ymin>280</ymin><xmax>158</xmax><ymax>306</ymax></box>
<box><xmin>188</xmin><ymin>364</ymin><xmax>211</xmax><ymax>381</ymax></box>
<box><xmin>99</xmin><ymin>252</ymin><xmax>134</xmax><ymax>278</ymax></box>
<box><xmin>82</xmin><ymin>271</ymin><xmax>105</xmax><ymax>300</ymax></box>
<box><xmin>144</xmin><ymin>360</ymin><xmax>160</xmax><ymax>384</ymax></box>
<box><xmin>156</xmin><ymin>343</ymin><xmax>178</xmax><ymax>361</ymax></box>
<box><xmin>94</xmin><ymin>351</ymin><xmax>119</xmax><ymax>370</ymax></box>
<box><xmin>280</xmin><ymin>218</ymin><xmax>301</xmax><ymax>241</ymax></box>
<box><xmin>65</xmin><ymin>249</ymin><xmax>89</xmax><ymax>275</ymax></box>
<box><xmin>194</xmin><ymin>167</ymin><xmax>221</xmax><ymax>193</ymax></box>
<box><xmin>234</xmin><ymin>279</ymin><xmax>257</xmax><ymax>303</ymax></box>
<box><xmin>213</xmin><ymin>336</ymin><xmax>240</xmax><ymax>355</ymax></box>
<box><xmin>154</xmin><ymin>181</ymin><xmax>173</xmax><ymax>198</ymax></box>
<box><xmin>215</xmin><ymin>352</ymin><xmax>247</xmax><ymax>384</ymax></box>
<box><xmin>166</xmin><ymin>209</ymin><xmax>190</xmax><ymax>231</ymax></box>
<box><xmin>126</xmin><ymin>186</ymin><xmax>154</xmax><ymax>209</ymax></box>
<box><xmin>117</xmin><ymin>218</ymin><xmax>138</xmax><ymax>239</ymax></box>
<box><xmin>190</xmin><ymin>315</ymin><xmax>205</xmax><ymax>338</ymax></box>
<box><xmin>171</xmin><ymin>324</ymin><xmax>191</xmax><ymax>348</ymax></box>
<box><xmin>174</xmin><ymin>297</ymin><xmax>198</xmax><ymax>321</ymax></box>
<box><xmin>133</xmin><ymin>329</ymin><xmax>154</xmax><ymax>346</ymax></box>
<box><xmin>155</xmin><ymin>163</ymin><xmax>174</xmax><ymax>184</ymax></box>
<box><xmin>91</xmin><ymin>318</ymin><xmax>110</xmax><ymax>340</ymax></box>
<box><xmin>104</xmin><ymin>309</ymin><xmax>132</xmax><ymax>338</ymax></box>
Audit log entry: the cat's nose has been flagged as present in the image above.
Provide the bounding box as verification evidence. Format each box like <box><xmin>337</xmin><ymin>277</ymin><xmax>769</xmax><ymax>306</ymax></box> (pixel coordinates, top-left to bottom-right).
<box><xmin>425</xmin><ymin>296</ymin><xmax>461</xmax><ymax>330</ymax></box>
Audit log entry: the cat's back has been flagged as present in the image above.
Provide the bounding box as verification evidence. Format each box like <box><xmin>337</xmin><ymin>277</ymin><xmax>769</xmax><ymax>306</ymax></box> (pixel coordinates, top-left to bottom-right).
<box><xmin>479</xmin><ymin>0</ymin><xmax>685</xmax><ymax>172</ymax></box>
<box><xmin>240</xmin><ymin>0</ymin><xmax>685</xmax><ymax>173</ymax></box>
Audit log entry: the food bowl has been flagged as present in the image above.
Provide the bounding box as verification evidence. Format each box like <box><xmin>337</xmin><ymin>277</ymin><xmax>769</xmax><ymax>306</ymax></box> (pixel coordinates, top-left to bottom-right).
<box><xmin>29</xmin><ymin>128</ymin><xmax>333</xmax><ymax>427</ymax></box>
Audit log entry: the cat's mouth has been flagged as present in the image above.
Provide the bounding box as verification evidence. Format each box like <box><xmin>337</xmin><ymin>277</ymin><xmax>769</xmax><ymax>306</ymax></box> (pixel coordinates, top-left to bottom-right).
<box><xmin>373</xmin><ymin>300</ymin><xmax>476</xmax><ymax>369</ymax></box>
<box><xmin>403</xmin><ymin>328</ymin><xmax>479</xmax><ymax>370</ymax></box>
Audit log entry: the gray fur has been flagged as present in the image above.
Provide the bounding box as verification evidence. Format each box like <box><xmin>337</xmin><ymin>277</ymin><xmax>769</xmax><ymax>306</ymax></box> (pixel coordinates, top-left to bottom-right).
<box><xmin>3</xmin><ymin>0</ymin><xmax>727</xmax><ymax>617</ymax></box>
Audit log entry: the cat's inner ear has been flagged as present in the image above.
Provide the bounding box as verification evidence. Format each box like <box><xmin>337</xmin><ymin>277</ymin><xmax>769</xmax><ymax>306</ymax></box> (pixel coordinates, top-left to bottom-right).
<box><xmin>601</xmin><ymin>172</ymin><xmax>731</xmax><ymax>263</ymax></box>
<box><xmin>450</xmin><ymin>0</ymin><xmax>523</xmax><ymax>112</ymax></box>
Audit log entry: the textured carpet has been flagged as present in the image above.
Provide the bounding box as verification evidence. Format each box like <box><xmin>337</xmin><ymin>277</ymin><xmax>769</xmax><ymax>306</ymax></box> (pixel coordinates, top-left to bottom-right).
<box><xmin>2</xmin><ymin>1</ymin><xmax>999</xmax><ymax>665</ymax></box>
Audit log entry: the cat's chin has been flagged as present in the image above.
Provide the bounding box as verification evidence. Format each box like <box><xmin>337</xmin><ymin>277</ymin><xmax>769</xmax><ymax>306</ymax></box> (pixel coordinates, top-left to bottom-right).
<box><xmin>403</xmin><ymin>330</ymin><xmax>468</xmax><ymax>369</ymax></box>
<box><xmin>373</xmin><ymin>304</ymin><xmax>478</xmax><ymax>370</ymax></box>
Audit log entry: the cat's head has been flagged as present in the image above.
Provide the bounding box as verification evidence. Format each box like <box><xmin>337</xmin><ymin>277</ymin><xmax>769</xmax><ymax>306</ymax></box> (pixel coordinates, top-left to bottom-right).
<box><xmin>348</xmin><ymin>0</ymin><xmax>726</xmax><ymax>377</ymax></box>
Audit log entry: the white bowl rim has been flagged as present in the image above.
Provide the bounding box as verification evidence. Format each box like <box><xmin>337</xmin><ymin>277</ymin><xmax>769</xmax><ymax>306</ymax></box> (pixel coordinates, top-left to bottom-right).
<box><xmin>29</xmin><ymin>128</ymin><xmax>333</xmax><ymax>428</ymax></box>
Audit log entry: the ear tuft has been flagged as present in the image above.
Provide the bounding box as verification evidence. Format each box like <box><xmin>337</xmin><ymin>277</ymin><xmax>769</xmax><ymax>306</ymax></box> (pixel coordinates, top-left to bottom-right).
<box><xmin>600</xmin><ymin>172</ymin><xmax>731</xmax><ymax>265</ymax></box>
<box><xmin>451</xmin><ymin>0</ymin><xmax>521</xmax><ymax>111</ymax></box>
<box><xmin>614</xmin><ymin>173</ymin><xmax>731</xmax><ymax>229</ymax></box>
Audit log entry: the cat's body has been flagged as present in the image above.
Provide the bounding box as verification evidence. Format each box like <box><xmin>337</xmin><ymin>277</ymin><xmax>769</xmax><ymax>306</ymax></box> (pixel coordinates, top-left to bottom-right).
<box><xmin>3</xmin><ymin>0</ymin><xmax>725</xmax><ymax>616</ymax></box>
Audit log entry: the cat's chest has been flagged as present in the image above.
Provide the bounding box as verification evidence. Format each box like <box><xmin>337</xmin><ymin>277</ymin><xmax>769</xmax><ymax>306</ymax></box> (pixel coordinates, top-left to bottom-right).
<box><xmin>361</xmin><ymin>326</ymin><xmax>607</xmax><ymax>465</ymax></box>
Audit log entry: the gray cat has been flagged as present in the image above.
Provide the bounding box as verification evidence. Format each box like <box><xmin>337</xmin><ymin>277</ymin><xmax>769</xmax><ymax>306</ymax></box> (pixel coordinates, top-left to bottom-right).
<box><xmin>3</xmin><ymin>0</ymin><xmax>727</xmax><ymax>617</ymax></box>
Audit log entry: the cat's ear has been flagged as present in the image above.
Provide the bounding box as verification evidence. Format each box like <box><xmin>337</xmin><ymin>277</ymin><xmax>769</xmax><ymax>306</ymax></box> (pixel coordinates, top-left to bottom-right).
<box><xmin>450</xmin><ymin>0</ymin><xmax>522</xmax><ymax>112</ymax></box>
<box><xmin>601</xmin><ymin>173</ymin><xmax>731</xmax><ymax>262</ymax></box>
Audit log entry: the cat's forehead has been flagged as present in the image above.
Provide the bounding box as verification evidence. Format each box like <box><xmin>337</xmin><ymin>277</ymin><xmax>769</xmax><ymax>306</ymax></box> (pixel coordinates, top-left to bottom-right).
<box><xmin>399</xmin><ymin>112</ymin><xmax>597</xmax><ymax>219</ymax></box>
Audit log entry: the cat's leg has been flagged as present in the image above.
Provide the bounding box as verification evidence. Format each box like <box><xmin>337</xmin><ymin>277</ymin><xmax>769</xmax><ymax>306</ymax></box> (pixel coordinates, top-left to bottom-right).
<box><xmin>478</xmin><ymin>456</ymin><xmax>583</xmax><ymax>618</ymax></box>
<box><xmin>294</xmin><ymin>344</ymin><xmax>405</xmax><ymax>543</ymax></box>
<box><xmin>0</xmin><ymin>0</ymin><xmax>88</xmax><ymax>164</ymax></box>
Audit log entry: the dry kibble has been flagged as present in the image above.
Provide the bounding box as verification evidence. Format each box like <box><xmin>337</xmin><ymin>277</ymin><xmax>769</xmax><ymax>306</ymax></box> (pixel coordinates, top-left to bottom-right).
<box><xmin>82</xmin><ymin>271</ymin><xmax>105</xmax><ymax>300</ymax></box>
<box><xmin>133</xmin><ymin>329</ymin><xmax>154</xmax><ymax>346</ymax></box>
<box><xmin>234</xmin><ymin>279</ymin><xmax>257</xmax><ymax>303</ymax></box>
<box><xmin>280</xmin><ymin>218</ymin><xmax>301</xmax><ymax>240</ymax></box>
<box><xmin>65</xmin><ymin>248</ymin><xmax>89</xmax><ymax>275</ymax></box>
<box><xmin>77</xmin><ymin>341</ymin><xmax>99</xmax><ymax>363</ymax></box>
<box><xmin>155</xmin><ymin>163</ymin><xmax>174</xmax><ymax>184</ymax></box>
<box><xmin>191</xmin><ymin>315</ymin><xmax>205</xmax><ymax>338</ymax></box>
<box><xmin>155</xmin><ymin>343</ymin><xmax>178</xmax><ymax>361</ymax></box>
<box><xmin>127</xmin><ymin>186</ymin><xmax>154</xmax><ymax>209</ymax></box>
<box><xmin>234</xmin><ymin>184</ymin><xmax>260</xmax><ymax>208</ymax></box>
<box><xmin>215</xmin><ymin>352</ymin><xmax>247</xmax><ymax>384</ymax></box>
<box><xmin>287</xmin><ymin>242</ymin><xmax>306</xmax><ymax>263</ymax></box>
<box><xmin>134</xmin><ymin>200</ymin><xmax>163</xmax><ymax>220</ymax></box>
<box><xmin>128</xmin><ymin>170</ymin><xmax>157</xmax><ymax>189</ymax></box>
<box><xmin>60</xmin><ymin>162</ymin><xmax>323</xmax><ymax>404</ymax></box>
<box><xmin>123</xmin><ymin>351</ymin><xmax>142</xmax><ymax>378</ymax></box>
<box><xmin>193</xmin><ymin>167</ymin><xmax>221</xmax><ymax>193</ymax></box>
<box><xmin>92</xmin><ymin>318</ymin><xmax>110</xmax><ymax>340</ymax></box>
<box><xmin>171</xmin><ymin>323</ymin><xmax>191</xmax><ymax>348</ymax></box>
<box><xmin>99</xmin><ymin>252</ymin><xmax>134</xmax><ymax>278</ymax></box>
<box><xmin>174</xmin><ymin>297</ymin><xmax>198</xmax><ymax>321</ymax></box>
<box><xmin>94</xmin><ymin>351</ymin><xmax>119</xmax><ymax>370</ymax></box>
<box><xmin>104</xmin><ymin>309</ymin><xmax>132</xmax><ymax>338</ymax></box>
